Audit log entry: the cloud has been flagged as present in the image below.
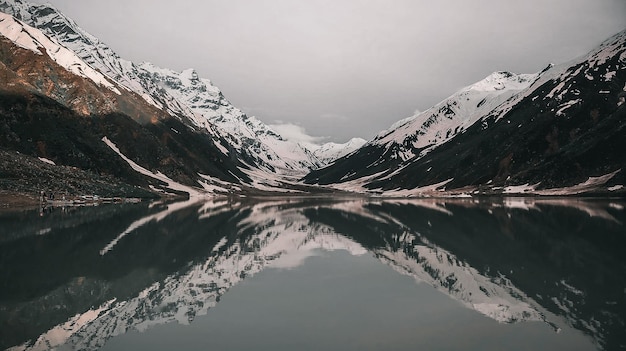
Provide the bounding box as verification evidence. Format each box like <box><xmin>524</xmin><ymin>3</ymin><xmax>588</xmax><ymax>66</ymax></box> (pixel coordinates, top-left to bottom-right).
<box><xmin>267</xmin><ymin>123</ymin><xmax>328</xmax><ymax>145</ymax></box>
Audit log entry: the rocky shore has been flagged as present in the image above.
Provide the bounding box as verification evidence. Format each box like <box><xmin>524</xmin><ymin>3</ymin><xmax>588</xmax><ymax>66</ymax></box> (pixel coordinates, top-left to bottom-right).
<box><xmin>0</xmin><ymin>149</ymin><xmax>156</xmax><ymax>210</ymax></box>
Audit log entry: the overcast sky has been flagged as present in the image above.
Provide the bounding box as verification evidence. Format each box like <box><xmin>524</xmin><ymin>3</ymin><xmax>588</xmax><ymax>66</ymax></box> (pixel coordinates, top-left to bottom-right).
<box><xmin>31</xmin><ymin>0</ymin><xmax>626</xmax><ymax>143</ymax></box>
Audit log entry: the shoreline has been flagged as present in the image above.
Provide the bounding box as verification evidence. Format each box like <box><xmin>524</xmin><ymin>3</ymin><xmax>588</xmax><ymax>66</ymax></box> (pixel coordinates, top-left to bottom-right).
<box><xmin>2</xmin><ymin>188</ymin><xmax>624</xmax><ymax>214</ymax></box>
<box><xmin>0</xmin><ymin>190</ymin><xmax>148</xmax><ymax>213</ymax></box>
<box><xmin>0</xmin><ymin>190</ymin><xmax>40</xmax><ymax>211</ymax></box>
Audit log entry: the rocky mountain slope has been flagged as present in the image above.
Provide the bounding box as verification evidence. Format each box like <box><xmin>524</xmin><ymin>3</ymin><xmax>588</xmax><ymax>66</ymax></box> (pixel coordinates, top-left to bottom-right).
<box><xmin>304</xmin><ymin>30</ymin><xmax>626</xmax><ymax>196</ymax></box>
<box><xmin>0</xmin><ymin>0</ymin><xmax>352</xmax><ymax>182</ymax></box>
<box><xmin>0</xmin><ymin>13</ymin><xmax>252</xmax><ymax>195</ymax></box>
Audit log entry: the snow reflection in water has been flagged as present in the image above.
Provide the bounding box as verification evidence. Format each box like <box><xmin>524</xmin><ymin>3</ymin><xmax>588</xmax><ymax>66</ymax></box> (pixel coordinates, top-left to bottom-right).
<box><xmin>0</xmin><ymin>197</ymin><xmax>624</xmax><ymax>351</ymax></box>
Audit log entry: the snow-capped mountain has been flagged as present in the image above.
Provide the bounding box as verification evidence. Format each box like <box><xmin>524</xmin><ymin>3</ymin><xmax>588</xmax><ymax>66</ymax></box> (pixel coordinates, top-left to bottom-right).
<box><xmin>1</xmin><ymin>0</ymin><xmax>624</xmax><ymax>198</ymax></box>
<box><xmin>0</xmin><ymin>12</ymin><xmax>253</xmax><ymax>193</ymax></box>
<box><xmin>0</xmin><ymin>0</ymin><xmax>340</xmax><ymax>180</ymax></box>
<box><xmin>375</xmin><ymin>71</ymin><xmax>539</xmax><ymax>162</ymax></box>
<box><xmin>133</xmin><ymin>62</ymin><xmax>328</xmax><ymax>175</ymax></box>
<box><xmin>304</xmin><ymin>30</ymin><xmax>626</xmax><ymax>196</ymax></box>
<box><xmin>302</xmin><ymin>70</ymin><xmax>543</xmax><ymax>188</ymax></box>
<box><xmin>308</xmin><ymin>137</ymin><xmax>366</xmax><ymax>165</ymax></box>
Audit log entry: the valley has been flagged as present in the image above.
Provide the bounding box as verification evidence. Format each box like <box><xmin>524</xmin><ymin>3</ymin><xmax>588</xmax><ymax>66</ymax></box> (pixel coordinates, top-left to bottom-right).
<box><xmin>0</xmin><ymin>0</ymin><xmax>624</xmax><ymax>202</ymax></box>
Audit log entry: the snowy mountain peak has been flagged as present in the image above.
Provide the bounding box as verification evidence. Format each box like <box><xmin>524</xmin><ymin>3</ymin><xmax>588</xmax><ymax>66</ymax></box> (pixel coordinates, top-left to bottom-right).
<box><xmin>181</xmin><ymin>68</ymin><xmax>200</xmax><ymax>82</ymax></box>
<box><xmin>372</xmin><ymin>70</ymin><xmax>539</xmax><ymax>155</ymax></box>
<box><xmin>466</xmin><ymin>71</ymin><xmax>538</xmax><ymax>92</ymax></box>
<box><xmin>310</xmin><ymin>137</ymin><xmax>367</xmax><ymax>165</ymax></box>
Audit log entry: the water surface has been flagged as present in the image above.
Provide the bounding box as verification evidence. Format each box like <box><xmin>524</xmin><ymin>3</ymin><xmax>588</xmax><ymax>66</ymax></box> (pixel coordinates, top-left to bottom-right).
<box><xmin>1</xmin><ymin>197</ymin><xmax>624</xmax><ymax>350</ymax></box>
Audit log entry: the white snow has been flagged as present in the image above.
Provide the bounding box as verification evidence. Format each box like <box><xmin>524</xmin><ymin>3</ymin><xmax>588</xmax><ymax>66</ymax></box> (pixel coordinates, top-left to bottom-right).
<box><xmin>350</xmin><ymin>71</ymin><xmax>540</xmax><ymax>184</ymax></box>
<box><xmin>560</xmin><ymin>280</ymin><xmax>585</xmax><ymax>297</ymax></box>
<box><xmin>534</xmin><ymin>170</ymin><xmax>621</xmax><ymax>196</ymax></box>
<box><xmin>555</xmin><ymin>99</ymin><xmax>581</xmax><ymax>117</ymax></box>
<box><xmin>545</xmin><ymin>81</ymin><xmax>567</xmax><ymax>100</ymax></box>
<box><xmin>306</xmin><ymin>137</ymin><xmax>367</xmax><ymax>166</ymax></box>
<box><xmin>197</xmin><ymin>173</ymin><xmax>239</xmax><ymax>194</ymax></box>
<box><xmin>38</xmin><ymin>157</ymin><xmax>55</xmax><ymax>165</ymax></box>
<box><xmin>0</xmin><ymin>13</ymin><xmax>120</xmax><ymax>94</ymax></box>
<box><xmin>603</xmin><ymin>71</ymin><xmax>616</xmax><ymax>81</ymax></box>
<box><xmin>503</xmin><ymin>183</ymin><xmax>539</xmax><ymax>194</ymax></box>
<box><xmin>102</xmin><ymin>136</ymin><xmax>205</xmax><ymax>197</ymax></box>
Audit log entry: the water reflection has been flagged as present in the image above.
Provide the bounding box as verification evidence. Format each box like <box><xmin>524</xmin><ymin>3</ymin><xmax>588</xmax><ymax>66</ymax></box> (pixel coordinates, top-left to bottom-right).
<box><xmin>0</xmin><ymin>197</ymin><xmax>624</xmax><ymax>350</ymax></box>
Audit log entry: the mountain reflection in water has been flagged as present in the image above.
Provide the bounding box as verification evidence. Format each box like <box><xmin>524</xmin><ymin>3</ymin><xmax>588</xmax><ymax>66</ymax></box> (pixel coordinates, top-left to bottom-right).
<box><xmin>0</xmin><ymin>197</ymin><xmax>624</xmax><ymax>351</ymax></box>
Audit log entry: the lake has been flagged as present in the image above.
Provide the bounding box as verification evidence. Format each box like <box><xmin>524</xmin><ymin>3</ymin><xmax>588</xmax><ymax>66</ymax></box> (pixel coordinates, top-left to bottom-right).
<box><xmin>1</xmin><ymin>197</ymin><xmax>624</xmax><ymax>351</ymax></box>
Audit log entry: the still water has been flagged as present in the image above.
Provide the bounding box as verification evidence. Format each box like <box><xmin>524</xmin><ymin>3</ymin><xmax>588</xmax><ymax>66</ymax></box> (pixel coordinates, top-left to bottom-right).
<box><xmin>0</xmin><ymin>197</ymin><xmax>624</xmax><ymax>351</ymax></box>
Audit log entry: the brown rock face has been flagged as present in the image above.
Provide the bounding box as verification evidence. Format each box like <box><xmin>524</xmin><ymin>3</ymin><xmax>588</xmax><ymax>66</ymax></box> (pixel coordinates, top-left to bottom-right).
<box><xmin>0</xmin><ymin>36</ymin><xmax>167</xmax><ymax>124</ymax></box>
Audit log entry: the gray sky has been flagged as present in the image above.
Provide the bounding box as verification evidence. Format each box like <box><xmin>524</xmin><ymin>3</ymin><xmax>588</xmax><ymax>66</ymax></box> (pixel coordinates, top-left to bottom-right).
<box><xmin>31</xmin><ymin>0</ymin><xmax>626</xmax><ymax>143</ymax></box>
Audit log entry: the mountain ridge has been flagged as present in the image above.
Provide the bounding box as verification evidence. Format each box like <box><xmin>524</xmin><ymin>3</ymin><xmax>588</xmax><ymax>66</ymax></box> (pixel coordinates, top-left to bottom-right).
<box><xmin>1</xmin><ymin>0</ymin><xmax>624</xmax><ymax>198</ymax></box>
<box><xmin>0</xmin><ymin>0</ymin><xmax>367</xmax><ymax>198</ymax></box>
<box><xmin>0</xmin><ymin>0</ymin><xmax>353</xmax><ymax>182</ymax></box>
<box><xmin>304</xmin><ymin>29</ymin><xmax>626</xmax><ymax>196</ymax></box>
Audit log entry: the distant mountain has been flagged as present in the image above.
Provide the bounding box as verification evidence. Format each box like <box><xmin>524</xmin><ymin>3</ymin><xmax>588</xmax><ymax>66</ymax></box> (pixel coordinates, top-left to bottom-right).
<box><xmin>304</xmin><ymin>30</ymin><xmax>626</xmax><ymax>196</ymax></box>
<box><xmin>309</xmin><ymin>137</ymin><xmax>366</xmax><ymax>165</ymax></box>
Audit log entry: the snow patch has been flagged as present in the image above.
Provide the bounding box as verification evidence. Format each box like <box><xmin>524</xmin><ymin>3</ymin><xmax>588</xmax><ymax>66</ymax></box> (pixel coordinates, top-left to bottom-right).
<box><xmin>38</xmin><ymin>157</ymin><xmax>55</xmax><ymax>165</ymax></box>
<box><xmin>555</xmin><ymin>99</ymin><xmax>581</xmax><ymax>117</ymax></box>
<box><xmin>102</xmin><ymin>136</ymin><xmax>205</xmax><ymax>197</ymax></box>
<box><xmin>603</xmin><ymin>71</ymin><xmax>616</xmax><ymax>81</ymax></box>
<box><xmin>534</xmin><ymin>170</ymin><xmax>620</xmax><ymax>196</ymax></box>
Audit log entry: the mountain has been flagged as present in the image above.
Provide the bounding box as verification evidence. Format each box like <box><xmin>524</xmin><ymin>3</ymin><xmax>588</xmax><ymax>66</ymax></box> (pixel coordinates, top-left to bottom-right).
<box><xmin>0</xmin><ymin>0</ymin><xmax>339</xmax><ymax>179</ymax></box>
<box><xmin>303</xmin><ymin>71</ymin><xmax>539</xmax><ymax>187</ymax></box>
<box><xmin>0</xmin><ymin>0</ymin><xmax>361</xmax><ymax>200</ymax></box>
<box><xmin>1</xmin><ymin>0</ymin><xmax>624</xmax><ymax>198</ymax></box>
<box><xmin>304</xmin><ymin>30</ymin><xmax>626</xmax><ymax>196</ymax></box>
<box><xmin>0</xmin><ymin>12</ymin><xmax>252</xmax><ymax>196</ymax></box>
<box><xmin>308</xmin><ymin>137</ymin><xmax>366</xmax><ymax>165</ymax></box>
